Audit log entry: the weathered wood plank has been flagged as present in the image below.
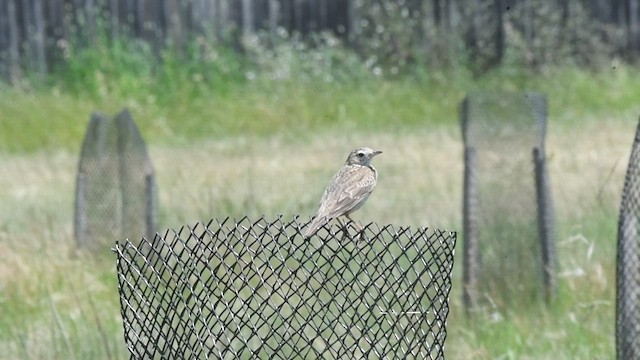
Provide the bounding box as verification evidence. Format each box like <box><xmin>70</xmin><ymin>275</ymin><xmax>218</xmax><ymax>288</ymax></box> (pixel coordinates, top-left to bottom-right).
<box><xmin>7</xmin><ymin>0</ymin><xmax>21</xmax><ymax>83</ymax></box>
<box><xmin>33</xmin><ymin>0</ymin><xmax>48</xmax><ymax>77</ymax></box>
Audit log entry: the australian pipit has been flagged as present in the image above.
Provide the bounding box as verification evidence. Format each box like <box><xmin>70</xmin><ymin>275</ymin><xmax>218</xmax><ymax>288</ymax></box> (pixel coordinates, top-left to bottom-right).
<box><xmin>303</xmin><ymin>147</ymin><xmax>382</xmax><ymax>238</ymax></box>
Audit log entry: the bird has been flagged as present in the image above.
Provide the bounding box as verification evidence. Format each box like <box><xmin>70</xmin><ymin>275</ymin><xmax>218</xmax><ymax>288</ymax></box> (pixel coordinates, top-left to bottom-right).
<box><xmin>304</xmin><ymin>147</ymin><xmax>382</xmax><ymax>238</ymax></box>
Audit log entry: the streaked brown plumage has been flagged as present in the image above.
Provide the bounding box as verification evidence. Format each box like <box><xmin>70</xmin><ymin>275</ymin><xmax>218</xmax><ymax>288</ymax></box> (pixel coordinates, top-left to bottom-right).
<box><xmin>304</xmin><ymin>147</ymin><xmax>382</xmax><ymax>238</ymax></box>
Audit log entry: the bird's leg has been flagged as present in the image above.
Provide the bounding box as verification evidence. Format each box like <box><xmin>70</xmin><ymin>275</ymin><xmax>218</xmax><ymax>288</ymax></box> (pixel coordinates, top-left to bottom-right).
<box><xmin>344</xmin><ymin>214</ymin><xmax>360</xmax><ymax>231</ymax></box>
<box><xmin>337</xmin><ymin>217</ymin><xmax>349</xmax><ymax>241</ymax></box>
<box><xmin>345</xmin><ymin>214</ymin><xmax>367</xmax><ymax>241</ymax></box>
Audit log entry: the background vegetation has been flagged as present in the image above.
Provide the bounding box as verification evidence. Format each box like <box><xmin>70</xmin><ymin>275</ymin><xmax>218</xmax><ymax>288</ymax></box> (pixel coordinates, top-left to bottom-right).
<box><xmin>2</xmin><ymin>1</ymin><xmax>640</xmax><ymax>359</ymax></box>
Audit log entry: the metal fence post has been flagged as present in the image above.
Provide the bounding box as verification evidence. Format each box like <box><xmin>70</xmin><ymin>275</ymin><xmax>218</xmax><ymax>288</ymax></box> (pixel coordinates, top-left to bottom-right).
<box><xmin>74</xmin><ymin>172</ymin><xmax>87</xmax><ymax>248</ymax></box>
<box><xmin>145</xmin><ymin>173</ymin><xmax>157</xmax><ymax>242</ymax></box>
<box><xmin>463</xmin><ymin>146</ymin><xmax>479</xmax><ymax>313</ymax></box>
<box><xmin>533</xmin><ymin>147</ymin><xmax>557</xmax><ymax>302</ymax></box>
<box><xmin>461</xmin><ymin>96</ymin><xmax>480</xmax><ymax>313</ymax></box>
<box><xmin>116</xmin><ymin>112</ymin><xmax>129</xmax><ymax>242</ymax></box>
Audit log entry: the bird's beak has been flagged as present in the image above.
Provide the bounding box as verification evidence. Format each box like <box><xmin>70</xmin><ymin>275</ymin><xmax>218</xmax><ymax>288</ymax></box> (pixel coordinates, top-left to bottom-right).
<box><xmin>373</xmin><ymin>150</ymin><xmax>383</xmax><ymax>156</ymax></box>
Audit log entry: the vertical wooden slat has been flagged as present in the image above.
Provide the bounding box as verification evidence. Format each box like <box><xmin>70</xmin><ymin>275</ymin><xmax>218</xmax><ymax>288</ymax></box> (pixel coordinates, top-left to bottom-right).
<box><xmin>61</xmin><ymin>0</ymin><xmax>71</xmax><ymax>45</ymax></box>
<box><xmin>0</xmin><ymin>1</ymin><xmax>6</xmax><ymax>55</ymax></box>
<box><xmin>523</xmin><ymin>0</ymin><xmax>533</xmax><ymax>61</ymax></box>
<box><xmin>445</xmin><ymin>0</ymin><xmax>453</xmax><ymax>30</ymax></box>
<box><xmin>282</xmin><ymin>0</ymin><xmax>294</xmax><ymax>33</ymax></box>
<box><xmin>72</xmin><ymin>0</ymin><xmax>84</xmax><ymax>43</ymax></box>
<box><xmin>22</xmin><ymin>0</ymin><xmax>46</xmax><ymax>76</ymax></box>
<box><xmin>46</xmin><ymin>0</ymin><xmax>66</xmax><ymax>71</ymax></box>
<box><xmin>8</xmin><ymin>0</ymin><xmax>21</xmax><ymax>82</ymax></box>
<box><xmin>494</xmin><ymin>0</ymin><xmax>504</xmax><ymax>66</ymax></box>
<box><xmin>181</xmin><ymin>0</ymin><xmax>191</xmax><ymax>37</ymax></box>
<box><xmin>204</xmin><ymin>0</ymin><xmax>213</xmax><ymax>30</ymax></box>
<box><xmin>331</xmin><ymin>0</ymin><xmax>347</xmax><ymax>37</ymax></box>
<box><xmin>347</xmin><ymin>0</ymin><xmax>358</xmax><ymax>42</ymax></box>
<box><xmin>111</xmin><ymin>0</ymin><xmax>120</xmax><ymax>38</ymax></box>
<box><xmin>268</xmin><ymin>0</ymin><xmax>279</xmax><ymax>41</ymax></box>
<box><xmin>212</xmin><ymin>0</ymin><xmax>222</xmax><ymax>39</ymax></box>
<box><xmin>194</xmin><ymin>0</ymin><xmax>217</xmax><ymax>36</ymax></box>
<box><xmin>0</xmin><ymin>2</ymin><xmax>6</xmax><ymax>53</ymax></box>
<box><xmin>33</xmin><ymin>0</ymin><xmax>47</xmax><ymax>77</ymax></box>
<box><xmin>318</xmin><ymin>0</ymin><xmax>327</xmax><ymax>31</ymax></box>
<box><xmin>252</xmin><ymin>0</ymin><xmax>265</xmax><ymax>32</ymax></box>
<box><xmin>294</xmin><ymin>0</ymin><xmax>303</xmax><ymax>33</ymax></box>
<box><xmin>47</xmin><ymin>0</ymin><xmax>61</xmax><ymax>39</ymax></box>
<box><xmin>433</xmin><ymin>0</ymin><xmax>442</xmax><ymax>28</ymax></box>
<box><xmin>229</xmin><ymin>0</ymin><xmax>242</xmax><ymax>39</ymax></box>
<box><xmin>85</xmin><ymin>0</ymin><xmax>96</xmax><ymax>41</ymax></box>
<box><xmin>23</xmin><ymin>0</ymin><xmax>39</xmax><ymax>76</ymax></box>
<box><xmin>241</xmin><ymin>0</ymin><xmax>254</xmax><ymax>37</ymax></box>
<box><xmin>465</xmin><ymin>0</ymin><xmax>480</xmax><ymax>67</ymax></box>
<box><xmin>160</xmin><ymin>0</ymin><xmax>171</xmax><ymax>44</ymax></box>
<box><xmin>612</xmin><ymin>0</ymin><xmax>624</xmax><ymax>26</ymax></box>
<box><xmin>631</xmin><ymin>0</ymin><xmax>640</xmax><ymax>53</ymax></box>
<box><xmin>408</xmin><ymin>0</ymin><xmax>426</xmax><ymax>57</ymax></box>
<box><xmin>0</xmin><ymin>0</ymin><xmax>8</xmax><ymax>82</ymax></box>
<box><xmin>191</xmin><ymin>0</ymin><xmax>204</xmax><ymax>33</ymax></box>
<box><xmin>308</xmin><ymin>0</ymin><xmax>316</xmax><ymax>32</ymax></box>
<box><xmin>135</xmin><ymin>0</ymin><xmax>144</xmax><ymax>37</ymax></box>
<box><xmin>116</xmin><ymin>0</ymin><xmax>124</xmax><ymax>28</ymax></box>
<box><xmin>125</xmin><ymin>0</ymin><xmax>135</xmax><ymax>33</ymax></box>
<box><xmin>169</xmin><ymin>0</ymin><xmax>183</xmax><ymax>50</ymax></box>
<box><xmin>152</xmin><ymin>0</ymin><xmax>165</xmax><ymax>55</ymax></box>
<box><xmin>223</xmin><ymin>0</ymin><xmax>233</xmax><ymax>41</ymax></box>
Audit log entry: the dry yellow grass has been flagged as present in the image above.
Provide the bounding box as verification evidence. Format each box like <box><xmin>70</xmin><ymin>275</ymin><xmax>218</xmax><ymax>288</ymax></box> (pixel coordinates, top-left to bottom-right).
<box><xmin>0</xmin><ymin>118</ymin><xmax>634</xmax><ymax>358</ymax></box>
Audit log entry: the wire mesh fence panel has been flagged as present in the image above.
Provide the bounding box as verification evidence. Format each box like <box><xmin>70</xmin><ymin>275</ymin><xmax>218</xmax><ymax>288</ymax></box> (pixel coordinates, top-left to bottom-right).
<box><xmin>74</xmin><ymin>109</ymin><xmax>157</xmax><ymax>253</ymax></box>
<box><xmin>460</xmin><ymin>91</ymin><xmax>556</xmax><ymax>312</ymax></box>
<box><xmin>616</xmin><ymin>117</ymin><xmax>640</xmax><ymax>360</ymax></box>
<box><xmin>114</xmin><ymin>216</ymin><xmax>457</xmax><ymax>359</ymax></box>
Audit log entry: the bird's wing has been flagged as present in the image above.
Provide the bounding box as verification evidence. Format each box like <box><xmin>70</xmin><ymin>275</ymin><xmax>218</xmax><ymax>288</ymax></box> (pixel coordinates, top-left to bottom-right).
<box><xmin>316</xmin><ymin>165</ymin><xmax>377</xmax><ymax>220</ymax></box>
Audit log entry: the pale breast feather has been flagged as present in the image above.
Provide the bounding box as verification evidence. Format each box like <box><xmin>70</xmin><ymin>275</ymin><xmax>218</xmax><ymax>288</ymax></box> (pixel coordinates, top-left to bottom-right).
<box><xmin>316</xmin><ymin>165</ymin><xmax>376</xmax><ymax>218</ymax></box>
<box><xmin>335</xmin><ymin>166</ymin><xmax>376</xmax><ymax>207</ymax></box>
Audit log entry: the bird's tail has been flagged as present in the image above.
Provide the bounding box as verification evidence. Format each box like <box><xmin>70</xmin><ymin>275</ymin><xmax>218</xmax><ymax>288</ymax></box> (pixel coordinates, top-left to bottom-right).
<box><xmin>303</xmin><ymin>216</ymin><xmax>328</xmax><ymax>238</ymax></box>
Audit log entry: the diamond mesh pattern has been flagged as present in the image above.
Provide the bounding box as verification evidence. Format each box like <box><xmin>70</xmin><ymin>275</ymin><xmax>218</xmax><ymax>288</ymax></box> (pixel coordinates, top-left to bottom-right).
<box><xmin>617</xmin><ymin>118</ymin><xmax>640</xmax><ymax>360</ymax></box>
<box><xmin>74</xmin><ymin>109</ymin><xmax>157</xmax><ymax>252</ymax></box>
<box><xmin>460</xmin><ymin>91</ymin><xmax>556</xmax><ymax>311</ymax></box>
<box><xmin>114</xmin><ymin>216</ymin><xmax>457</xmax><ymax>359</ymax></box>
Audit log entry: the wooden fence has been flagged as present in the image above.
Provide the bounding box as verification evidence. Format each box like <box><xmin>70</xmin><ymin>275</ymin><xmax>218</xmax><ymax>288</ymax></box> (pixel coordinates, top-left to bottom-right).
<box><xmin>0</xmin><ymin>0</ymin><xmax>352</xmax><ymax>83</ymax></box>
<box><xmin>1</xmin><ymin>0</ymin><xmax>640</xmax><ymax>84</ymax></box>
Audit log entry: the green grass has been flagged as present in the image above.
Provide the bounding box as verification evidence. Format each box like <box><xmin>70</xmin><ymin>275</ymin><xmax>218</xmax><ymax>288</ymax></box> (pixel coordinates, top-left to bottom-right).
<box><xmin>0</xmin><ymin>62</ymin><xmax>638</xmax><ymax>359</ymax></box>
<box><xmin>2</xmin><ymin>61</ymin><xmax>639</xmax><ymax>153</ymax></box>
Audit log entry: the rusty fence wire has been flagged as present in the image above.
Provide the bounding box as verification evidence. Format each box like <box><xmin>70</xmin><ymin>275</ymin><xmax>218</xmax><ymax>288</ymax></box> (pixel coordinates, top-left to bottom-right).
<box><xmin>113</xmin><ymin>216</ymin><xmax>457</xmax><ymax>359</ymax></box>
<box><xmin>616</xmin><ymin>117</ymin><xmax>640</xmax><ymax>360</ymax></box>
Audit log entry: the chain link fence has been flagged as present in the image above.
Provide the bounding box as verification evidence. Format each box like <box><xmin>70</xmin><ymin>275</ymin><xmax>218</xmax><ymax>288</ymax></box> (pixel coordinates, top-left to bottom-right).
<box><xmin>460</xmin><ymin>91</ymin><xmax>556</xmax><ymax>312</ymax></box>
<box><xmin>113</xmin><ymin>216</ymin><xmax>457</xmax><ymax>359</ymax></box>
<box><xmin>74</xmin><ymin>109</ymin><xmax>157</xmax><ymax>252</ymax></box>
<box><xmin>616</xmin><ymin>117</ymin><xmax>640</xmax><ymax>360</ymax></box>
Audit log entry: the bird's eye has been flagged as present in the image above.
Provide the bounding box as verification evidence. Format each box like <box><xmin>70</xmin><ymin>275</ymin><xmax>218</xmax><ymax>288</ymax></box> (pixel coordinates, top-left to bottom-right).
<box><xmin>357</xmin><ymin>152</ymin><xmax>365</xmax><ymax>158</ymax></box>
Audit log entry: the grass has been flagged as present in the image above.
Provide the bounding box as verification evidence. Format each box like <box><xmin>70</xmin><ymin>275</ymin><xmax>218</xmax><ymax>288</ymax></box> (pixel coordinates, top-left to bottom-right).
<box><xmin>0</xmin><ymin>63</ymin><xmax>639</xmax><ymax>359</ymax></box>
<box><xmin>1</xmin><ymin>61</ymin><xmax>638</xmax><ymax>153</ymax></box>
